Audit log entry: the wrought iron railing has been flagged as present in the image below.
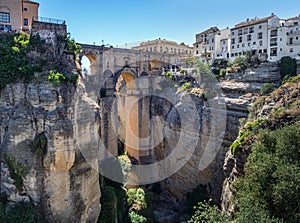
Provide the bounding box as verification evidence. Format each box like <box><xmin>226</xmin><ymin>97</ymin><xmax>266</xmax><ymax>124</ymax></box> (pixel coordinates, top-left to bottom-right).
<box><xmin>33</xmin><ymin>16</ymin><xmax>66</xmax><ymax>25</ymax></box>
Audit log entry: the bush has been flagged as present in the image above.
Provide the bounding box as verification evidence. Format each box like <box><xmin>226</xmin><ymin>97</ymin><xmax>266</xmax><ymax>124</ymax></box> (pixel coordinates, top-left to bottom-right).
<box><xmin>127</xmin><ymin>188</ymin><xmax>147</xmax><ymax>211</ymax></box>
<box><xmin>4</xmin><ymin>201</ymin><xmax>41</xmax><ymax>223</ymax></box>
<box><xmin>260</xmin><ymin>83</ymin><xmax>275</xmax><ymax>95</ymax></box>
<box><xmin>188</xmin><ymin>200</ymin><xmax>231</xmax><ymax>223</ymax></box>
<box><xmin>234</xmin><ymin>122</ymin><xmax>300</xmax><ymax>223</ymax></box>
<box><xmin>128</xmin><ymin>211</ymin><xmax>147</xmax><ymax>223</ymax></box>
<box><xmin>278</xmin><ymin>56</ymin><xmax>297</xmax><ymax>79</ymax></box>
<box><xmin>98</xmin><ymin>186</ymin><xmax>118</xmax><ymax>223</ymax></box>
<box><xmin>3</xmin><ymin>154</ymin><xmax>29</xmax><ymax>192</ymax></box>
<box><xmin>219</xmin><ymin>68</ymin><xmax>226</xmax><ymax>77</ymax></box>
<box><xmin>0</xmin><ymin>33</ymin><xmax>40</xmax><ymax>89</ymax></box>
<box><xmin>32</xmin><ymin>133</ymin><xmax>47</xmax><ymax>156</ymax></box>
<box><xmin>48</xmin><ymin>70</ymin><xmax>79</xmax><ymax>87</ymax></box>
<box><xmin>181</xmin><ymin>82</ymin><xmax>192</xmax><ymax>90</ymax></box>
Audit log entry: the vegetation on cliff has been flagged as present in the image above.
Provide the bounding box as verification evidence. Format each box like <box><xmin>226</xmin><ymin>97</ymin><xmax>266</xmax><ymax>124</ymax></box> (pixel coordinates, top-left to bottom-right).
<box><xmin>190</xmin><ymin>74</ymin><xmax>300</xmax><ymax>223</ymax></box>
<box><xmin>0</xmin><ymin>32</ymin><xmax>80</xmax><ymax>90</ymax></box>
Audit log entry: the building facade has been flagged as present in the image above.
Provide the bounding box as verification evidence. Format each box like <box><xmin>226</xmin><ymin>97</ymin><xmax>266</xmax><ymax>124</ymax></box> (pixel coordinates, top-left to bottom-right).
<box><xmin>132</xmin><ymin>38</ymin><xmax>193</xmax><ymax>56</ymax></box>
<box><xmin>0</xmin><ymin>0</ymin><xmax>39</xmax><ymax>32</ymax></box>
<box><xmin>194</xmin><ymin>13</ymin><xmax>300</xmax><ymax>63</ymax></box>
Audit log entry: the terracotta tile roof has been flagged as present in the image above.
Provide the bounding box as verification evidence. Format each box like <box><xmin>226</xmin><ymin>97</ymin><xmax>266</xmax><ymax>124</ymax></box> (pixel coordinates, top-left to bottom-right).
<box><xmin>232</xmin><ymin>15</ymin><xmax>276</xmax><ymax>29</ymax></box>
<box><xmin>197</xmin><ymin>26</ymin><xmax>219</xmax><ymax>35</ymax></box>
<box><xmin>285</xmin><ymin>16</ymin><xmax>298</xmax><ymax>21</ymax></box>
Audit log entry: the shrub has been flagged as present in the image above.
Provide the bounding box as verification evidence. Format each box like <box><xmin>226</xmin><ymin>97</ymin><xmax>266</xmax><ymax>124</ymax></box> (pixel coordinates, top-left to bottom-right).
<box><xmin>128</xmin><ymin>211</ymin><xmax>147</xmax><ymax>223</ymax></box>
<box><xmin>127</xmin><ymin>188</ymin><xmax>147</xmax><ymax>211</ymax></box>
<box><xmin>188</xmin><ymin>200</ymin><xmax>231</xmax><ymax>223</ymax></box>
<box><xmin>3</xmin><ymin>154</ymin><xmax>29</xmax><ymax>192</ymax></box>
<box><xmin>260</xmin><ymin>83</ymin><xmax>275</xmax><ymax>95</ymax></box>
<box><xmin>98</xmin><ymin>186</ymin><xmax>118</xmax><ymax>223</ymax></box>
<box><xmin>181</xmin><ymin>82</ymin><xmax>192</xmax><ymax>90</ymax></box>
<box><xmin>48</xmin><ymin>70</ymin><xmax>79</xmax><ymax>87</ymax></box>
<box><xmin>278</xmin><ymin>56</ymin><xmax>297</xmax><ymax>79</ymax></box>
<box><xmin>32</xmin><ymin>133</ymin><xmax>47</xmax><ymax>156</ymax></box>
<box><xmin>4</xmin><ymin>200</ymin><xmax>41</xmax><ymax>223</ymax></box>
<box><xmin>219</xmin><ymin>68</ymin><xmax>226</xmax><ymax>77</ymax></box>
<box><xmin>234</xmin><ymin>122</ymin><xmax>300</xmax><ymax>223</ymax></box>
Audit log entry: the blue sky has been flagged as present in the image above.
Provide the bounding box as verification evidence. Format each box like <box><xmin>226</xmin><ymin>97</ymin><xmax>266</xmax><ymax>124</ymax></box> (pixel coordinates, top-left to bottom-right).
<box><xmin>37</xmin><ymin>0</ymin><xmax>300</xmax><ymax>47</ymax></box>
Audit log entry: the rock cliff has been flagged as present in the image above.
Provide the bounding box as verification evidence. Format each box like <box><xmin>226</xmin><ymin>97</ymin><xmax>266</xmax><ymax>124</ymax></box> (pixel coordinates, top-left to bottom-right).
<box><xmin>0</xmin><ymin>82</ymin><xmax>100</xmax><ymax>222</ymax></box>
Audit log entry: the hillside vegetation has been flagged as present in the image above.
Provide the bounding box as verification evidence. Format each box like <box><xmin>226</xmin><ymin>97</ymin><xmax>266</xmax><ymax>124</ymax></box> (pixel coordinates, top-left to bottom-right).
<box><xmin>190</xmin><ymin>74</ymin><xmax>300</xmax><ymax>223</ymax></box>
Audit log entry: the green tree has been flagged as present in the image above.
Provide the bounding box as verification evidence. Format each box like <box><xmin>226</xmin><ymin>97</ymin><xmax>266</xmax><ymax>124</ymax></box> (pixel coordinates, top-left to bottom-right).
<box><xmin>278</xmin><ymin>56</ymin><xmax>297</xmax><ymax>79</ymax></box>
<box><xmin>234</xmin><ymin>122</ymin><xmax>300</xmax><ymax>223</ymax></box>
<box><xmin>188</xmin><ymin>200</ymin><xmax>231</xmax><ymax>223</ymax></box>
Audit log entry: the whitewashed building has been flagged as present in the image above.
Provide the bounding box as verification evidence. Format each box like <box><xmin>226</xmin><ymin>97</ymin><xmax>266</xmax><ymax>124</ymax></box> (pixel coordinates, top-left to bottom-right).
<box><xmin>193</xmin><ymin>13</ymin><xmax>300</xmax><ymax>63</ymax></box>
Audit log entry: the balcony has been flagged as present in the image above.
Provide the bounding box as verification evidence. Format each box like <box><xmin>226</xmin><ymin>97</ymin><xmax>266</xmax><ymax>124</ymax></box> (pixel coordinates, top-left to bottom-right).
<box><xmin>33</xmin><ymin>16</ymin><xmax>66</xmax><ymax>25</ymax></box>
<box><xmin>270</xmin><ymin>42</ymin><xmax>277</xmax><ymax>46</ymax></box>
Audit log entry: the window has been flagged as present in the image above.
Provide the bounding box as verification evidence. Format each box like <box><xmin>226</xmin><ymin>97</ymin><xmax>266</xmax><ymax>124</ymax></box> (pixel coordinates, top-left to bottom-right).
<box><xmin>232</xmin><ymin>45</ymin><xmax>234</xmax><ymax>49</ymax></box>
<box><xmin>270</xmin><ymin>48</ymin><xmax>277</xmax><ymax>56</ymax></box>
<box><xmin>259</xmin><ymin>49</ymin><xmax>262</xmax><ymax>53</ymax></box>
<box><xmin>270</xmin><ymin>29</ymin><xmax>277</xmax><ymax>37</ymax></box>
<box><xmin>289</xmin><ymin>38</ymin><xmax>293</xmax><ymax>45</ymax></box>
<box><xmin>0</xmin><ymin>12</ymin><xmax>10</xmax><ymax>23</ymax></box>
<box><xmin>196</xmin><ymin>50</ymin><xmax>198</xmax><ymax>54</ymax></box>
<box><xmin>231</xmin><ymin>38</ymin><xmax>235</xmax><ymax>44</ymax></box>
<box><xmin>259</xmin><ymin>41</ymin><xmax>263</xmax><ymax>46</ymax></box>
<box><xmin>280</xmin><ymin>38</ymin><xmax>282</xmax><ymax>41</ymax></box>
<box><xmin>237</xmin><ymin>44</ymin><xmax>239</xmax><ymax>48</ymax></box>
<box><xmin>231</xmin><ymin>31</ymin><xmax>234</xmax><ymax>36</ymax></box>
<box><xmin>270</xmin><ymin>38</ymin><xmax>277</xmax><ymax>46</ymax></box>
<box><xmin>238</xmin><ymin>37</ymin><xmax>242</xmax><ymax>43</ymax></box>
<box><xmin>296</xmin><ymin>37</ymin><xmax>299</xmax><ymax>40</ymax></box>
<box><xmin>257</xmin><ymin>32</ymin><xmax>263</xmax><ymax>39</ymax></box>
<box><xmin>290</xmin><ymin>48</ymin><xmax>293</xmax><ymax>52</ymax></box>
<box><xmin>231</xmin><ymin>53</ymin><xmax>234</xmax><ymax>57</ymax></box>
<box><xmin>24</xmin><ymin>18</ymin><xmax>28</xmax><ymax>26</ymax></box>
<box><xmin>0</xmin><ymin>24</ymin><xmax>11</xmax><ymax>32</ymax></box>
<box><xmin>196</xmin><ymin>44</ymin><xmax>198</xmax><ymax>48</ymax></box>
<box><xmin>212</xmin><ymin>38</ymin><xmax>214</xmax><ymax>43</ymax></box>
<box><xmin>280</xmin><ymin>48</ymin><xmax>282</xmax><ymax>51</ymax></box>
<box><xmin>248</xmin><ymin>42</ymin><xmax>251</xmax><ymax>46</ymax></box>
<box><xmin>253</xmin><ymin>42</ymin><xmax>256</xmax><ymax>45</ymax></box>
<box><xmin>23</xmin><ymin>8</ymin><xmax>28</xmax><ymax>12</ymax></box>
<box><xmin>223</xmin><ymin>41</ymin><xmax>225</xmax><ymax>44</ymax></box>
<box><xmin>160</xmin><ymin>46</ymin><xmax>162</xmax><ymax>52</ymax></box>
<box><xmin>247</xmin><ymin>34</ymin><xmax>251</xmax><ymax>41</ymax></box>
<box><xmin>238</xmin><ymin>29</ymin><xmax>243</xmax><ymax>35</ymax></box>
<box><xmin>258</xmin><ymin>25</ymin><xmax>262</xmax><ymax>29</ymax></box>
<box><xmin>242</xmin><ymin>43</ymin><xmax>245</xmax><ymax>47</ymax></box>
<box><xmin>263</xmin><ymin>49</ymin><xmax>267</xmax><ymax>53</ymax></box>
<box><xmin>150</xmin><ymin>47</ymin><xmax>152</xmax><ymax>52</ymax></box>
<box><xmin>244</xmin><ymin>28</ymin><xmax>248</xmax><ymax>34</ymax></box>
<box><xmin>249</xmin><ymin>27</ymin><xmax>254</xmax><ymax>33</ymax></box>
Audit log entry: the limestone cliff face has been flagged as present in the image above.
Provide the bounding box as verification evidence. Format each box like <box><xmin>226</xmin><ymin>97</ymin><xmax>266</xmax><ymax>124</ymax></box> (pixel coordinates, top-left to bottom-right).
<box><xmin>0</xmin><ymin>82</ymin><xmax>100</xmax><ymax>222</ymax></box>
<box><xmin>152</xmin><ymin>63</ymin><xmax>282</xmax><ymax>222</ymax></box>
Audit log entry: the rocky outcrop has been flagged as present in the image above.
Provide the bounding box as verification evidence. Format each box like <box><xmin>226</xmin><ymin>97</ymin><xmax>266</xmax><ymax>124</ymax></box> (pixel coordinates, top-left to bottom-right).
<box><xmin>0</xmin><ymin>82</ymin><xmax>100</xmax><ymax>222</ymax></box>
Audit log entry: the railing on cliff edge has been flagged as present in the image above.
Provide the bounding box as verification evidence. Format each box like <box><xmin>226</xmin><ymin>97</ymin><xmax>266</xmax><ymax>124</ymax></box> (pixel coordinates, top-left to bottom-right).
<box><xmin>33</xmin><ymin>16</ymin><xmax>66</xmax><ymax>25</ymax></box>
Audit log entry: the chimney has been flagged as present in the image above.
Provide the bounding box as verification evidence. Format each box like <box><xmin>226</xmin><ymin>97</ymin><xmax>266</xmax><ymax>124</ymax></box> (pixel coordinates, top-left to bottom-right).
<box><xmin>271</xmin><ymin>12</ymin><xmax>274</xmax><ymax>16</ymax></box>
<box><xmin>246</xmin><ymin>18</ymin><xmax>250</xmax><ymax>22</ymax></box>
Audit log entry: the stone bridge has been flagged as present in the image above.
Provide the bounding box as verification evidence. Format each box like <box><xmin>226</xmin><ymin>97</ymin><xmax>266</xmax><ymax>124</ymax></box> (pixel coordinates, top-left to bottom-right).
<box><xmin>77</xmin><ymin>44</ymin><xmax>180</xmax><ymax>168</ymax></box>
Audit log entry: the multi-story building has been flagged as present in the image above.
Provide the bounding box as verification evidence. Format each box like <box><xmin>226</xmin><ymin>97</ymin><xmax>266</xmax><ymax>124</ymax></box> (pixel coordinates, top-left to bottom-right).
<box><xmin>132</xmin><ymin>38</ymin><xmax>193</xmax><ymax>56</ymax></box>
<box><xmin>230</xmin><ymin>14</ymin><xmax>274</xmax><ymax>61</ymax></box>
<box><xmin>193</xmin><ymin>13</ymin><xmax>300</xmax><ymax>63</ymax></box>
<box><xmin>268</xmin><ymin>15</ymin><xmax>300</xmax><ymax>61</ymax></box>
<box><xmin>0</xmin><ymin>0</ymin><xmax>39</xmax><ymax>32</ymax></box>
<box><xmin>213</xmin><ymin>28</ymin><xmax>231</xmax><ymax>60</ymax></box>
<box><xmin>193</xmin><ymin>27</ymin><xmax>219</xmax><ymax>62</ymax></box>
